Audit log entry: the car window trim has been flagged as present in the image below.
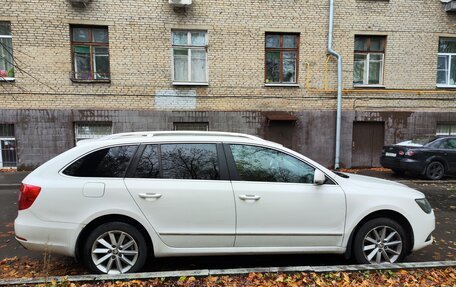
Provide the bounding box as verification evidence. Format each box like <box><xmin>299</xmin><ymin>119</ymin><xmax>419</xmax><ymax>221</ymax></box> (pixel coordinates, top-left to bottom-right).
<box><xmin>223</xmin><ymin>142</ymin><xmax>337</xmax><ymax>185</ymax></box>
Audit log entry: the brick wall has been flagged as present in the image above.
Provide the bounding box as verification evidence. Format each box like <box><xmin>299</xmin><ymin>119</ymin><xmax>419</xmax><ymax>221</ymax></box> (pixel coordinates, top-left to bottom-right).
<box><xmin>0</xmin><ymin>0</ymin><xmax>455</xmax><ymax>111</ymax></box>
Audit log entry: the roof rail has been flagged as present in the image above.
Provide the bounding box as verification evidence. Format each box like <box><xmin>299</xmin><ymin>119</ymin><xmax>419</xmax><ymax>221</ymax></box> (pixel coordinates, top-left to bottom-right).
<box><xmin>98</xmin><ymin>131</ymin><xmax>266</xmax><ymax>142</ymax></box>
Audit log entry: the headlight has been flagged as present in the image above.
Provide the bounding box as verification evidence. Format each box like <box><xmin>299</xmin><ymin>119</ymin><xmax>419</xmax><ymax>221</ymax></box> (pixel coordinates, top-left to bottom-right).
<box><xmin>415</xmin><ymin>198</ymin><xmax>432</xmax><ymax>214</ymax></box>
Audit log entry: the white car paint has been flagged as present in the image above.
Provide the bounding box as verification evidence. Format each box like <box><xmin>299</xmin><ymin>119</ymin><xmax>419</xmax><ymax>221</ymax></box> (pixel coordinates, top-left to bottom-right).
<box><xmin>14</xmin><ymin>131</ymin><xmax>435</xmax><ymax>266</ymax></box>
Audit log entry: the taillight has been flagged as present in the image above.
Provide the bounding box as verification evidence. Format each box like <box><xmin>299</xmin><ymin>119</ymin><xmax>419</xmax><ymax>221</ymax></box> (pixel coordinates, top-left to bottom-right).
<box><xmin>398</xmin><ymin>150</ymin><xmax>405</xmax><ymax>156</ymax></box>
<box><xmin>406</xmin><ymin>150</ymin><xmax>415</xmax><ymax>157</ymax></box>
<box><xmin>18</xmin><ymin>184</ymin><xmax>41</xmax><ymax>210</ymax></box>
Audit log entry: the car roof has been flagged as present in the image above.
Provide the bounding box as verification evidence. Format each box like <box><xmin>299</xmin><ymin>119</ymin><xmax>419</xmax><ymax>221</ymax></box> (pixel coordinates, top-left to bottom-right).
<box><xmin>76</xmin><ymin>131</ymin><xmax>283</xmax><ymax>148</ymax></box>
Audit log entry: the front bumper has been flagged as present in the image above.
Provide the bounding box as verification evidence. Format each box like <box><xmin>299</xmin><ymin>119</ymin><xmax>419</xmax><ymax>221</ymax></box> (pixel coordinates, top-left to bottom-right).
<box><xmin>14</xmin><ymin>210</ymin><xmax>82</xmax><ymax>257</ymax></box>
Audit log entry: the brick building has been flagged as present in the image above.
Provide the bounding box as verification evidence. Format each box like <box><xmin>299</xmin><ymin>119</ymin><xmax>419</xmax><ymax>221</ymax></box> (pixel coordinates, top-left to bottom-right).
<box><xmin>0</xmin><ymin>0</ymin><xmax>455</xmax><ymax>170</ymax></box>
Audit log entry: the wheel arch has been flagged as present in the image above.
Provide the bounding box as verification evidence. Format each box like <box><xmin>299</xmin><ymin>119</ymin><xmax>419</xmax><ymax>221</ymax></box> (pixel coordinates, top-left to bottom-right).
<box><xmin>344</xmin><ymin>209</ymin><xmax>414</xmax><ymax>259</ymax></box>
<box><xmin>75</xmin><ymin>214</ymin><xmax>154</xmax><ymax>262</ymax></box>
<box><xmin>425</xmin><ymin>156</ymin><xmax>449</xmax><ymax>172</ymax></box>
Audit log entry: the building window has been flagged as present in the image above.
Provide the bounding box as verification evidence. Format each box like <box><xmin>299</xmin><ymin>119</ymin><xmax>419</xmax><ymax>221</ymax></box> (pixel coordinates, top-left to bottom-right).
<box><xmin>353</xmin><ymin>35</ymin><xmax>386</xmax><ymax>86</ymax></box>
<box><xmin>0</xmin><ymin>22</ymin><xmax>14</xmax><ymax>81</ymax></box>
<box><xmin>437</xmin><ymin>38</ymin><xmax>456</xmax><ymax>87</ymax></box>
<box><xmin>174</xmin><ymin>122</ymin><xmax>209</xmax><ymax>131</ymax></box>
<box><xmin>265</xmin><ymin>33</ymin><xmax>299</xmax><ymax>84</ymax></box>
<box><xmin>172</xmin><ymin>30</ymin><xmax>208</xmax><ymax>84</ymax></box>
<box><xmin>436</xmin><ymin>123</ymin><xmax>456</xmax><ymax>135</ymax></box>
<box><xmin>71</xmin><ymin>26</ymin><xmax>110</xmax><ymax>81</ymax></box>
<box><xmin>0</xmin><ymin>124</ymin><xmax>17</xmax><ymax>168</ymax></box>
<box><xmin>74</xmin><ymin>122</ymin><xmax>112</xmax><ymax>144</ymax></box>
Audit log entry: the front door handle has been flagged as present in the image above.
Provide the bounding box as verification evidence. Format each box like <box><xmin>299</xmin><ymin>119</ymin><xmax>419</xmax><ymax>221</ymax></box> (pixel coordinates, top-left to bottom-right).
<box><xmin>139</xmin><ymin>193</ymin><xmax>162</xmax><ymax>199</ymax></box>
<box><xmin>239</xmin><ymin>194</ymin><xmax>261</xmax><ymax>201</ymax></box>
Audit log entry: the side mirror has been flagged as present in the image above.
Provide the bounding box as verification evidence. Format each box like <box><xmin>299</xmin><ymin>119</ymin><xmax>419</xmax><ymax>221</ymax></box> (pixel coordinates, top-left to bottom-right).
<box><xmin>314</xmin><ymin>169</ymin><xmax>326</xmax><ymax>185</ymax></box>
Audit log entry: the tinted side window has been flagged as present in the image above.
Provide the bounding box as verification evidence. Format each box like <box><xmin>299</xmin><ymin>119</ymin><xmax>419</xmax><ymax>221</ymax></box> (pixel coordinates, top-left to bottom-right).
<box><xmin>133</xmin><ymin>145</ymin><xmax>160</xmax><ymax>178</ymax></box>
<box><xmin>230</xmin><ymin>144</ymin><xmax>315</xmax><ymax>183</ymax></box>
<box><xmin>63</xmin><ymin>145</ymin><xmax>137</xmax><ymax>177</ymax></box>
<box><xmin>443</xmin><ymin>139</ymin><xmax>456</xmax><ymax>149</ymax></box>
<box><xmin>161</xmin><ymin>143</ymin><xmax>220</xmax><ymax>180</ymax></box>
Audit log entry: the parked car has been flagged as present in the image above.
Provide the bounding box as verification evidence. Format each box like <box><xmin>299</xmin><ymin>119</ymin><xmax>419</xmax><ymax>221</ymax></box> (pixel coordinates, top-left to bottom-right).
<box><xmin>380</xmin><ymin>136</ymin><xmax>456</xmax><ymax>180</ymax></box>
<box><xmin>15</xmin><ymin>131</ymin><xmax>435</xmax><ymax>274</ymax></box>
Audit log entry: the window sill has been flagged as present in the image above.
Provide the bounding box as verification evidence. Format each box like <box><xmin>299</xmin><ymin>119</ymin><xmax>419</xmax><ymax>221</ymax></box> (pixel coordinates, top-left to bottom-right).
<box><xmin>0</xmin><ymin>77</ymin><xmax>15</xmax><ymax>82</ymax></box>
<box><xmin>436</xmin><ymin>84</ymin><xmax>456</xmax><ymax>89</ymax></box>
<box><xmin>353</xmin><ymin>84</ymin><xmax>385</xmax><ymax>89</ymax></box>
<box><xmin>172</xmin><ymin>82</ymin><xmax>209</xmax><ymax>86</ymax></box>
<box><xmin>71</xmin><ymin>79</ymin><xmax>111</xmax><ymax>84</ymax></box>
<box><xmin>264</xmin><ymin>83</ymin><xmax>300</xmax><ymax>88</ymax></box>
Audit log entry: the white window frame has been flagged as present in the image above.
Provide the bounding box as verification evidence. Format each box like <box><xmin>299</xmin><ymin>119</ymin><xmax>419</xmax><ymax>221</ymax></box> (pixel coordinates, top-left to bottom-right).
<box><xmin>171</xmin><ymin>30</ymin><xmax>209</xmax><ymax>85</ymax></box>
<box><xmin>74</xmin><ymin>122</ymin><xmax>113</xmax><ymax>144</ymax></box>
<box><xmin>436</xmin><ymin>53</ymin><xmax>455</xmax><ymax>88</ymax></box>
<box><xmin>0</xmin><ymin>22</ymin><xmax>14</xmax><ymax>81</ymax></box>
<box><xmin>353</xmin><ymin>52</ymin><xmax>385</xmax><ymax>87</ymax></box>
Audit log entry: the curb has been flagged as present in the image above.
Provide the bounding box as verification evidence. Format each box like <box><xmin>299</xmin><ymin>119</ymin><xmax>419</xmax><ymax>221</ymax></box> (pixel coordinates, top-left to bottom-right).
<box><xmin>0</xmin><ymin>261</ymin><xmax>455</xmax><ymax>286</ymax></box>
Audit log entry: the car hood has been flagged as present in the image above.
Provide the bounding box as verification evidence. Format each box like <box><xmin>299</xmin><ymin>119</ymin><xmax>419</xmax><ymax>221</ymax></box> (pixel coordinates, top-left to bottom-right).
<box><xmin>337</xmin><ymin>173</ymin><xmax>424</xmax><ymax>198</ymax></box>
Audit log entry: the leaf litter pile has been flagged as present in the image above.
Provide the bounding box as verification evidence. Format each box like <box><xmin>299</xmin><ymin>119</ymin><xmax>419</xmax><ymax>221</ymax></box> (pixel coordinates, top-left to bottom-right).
<box><xmin>1</xmin><ymin>257</ymin><xmax>455</xmax><ymax>287</ymax></box>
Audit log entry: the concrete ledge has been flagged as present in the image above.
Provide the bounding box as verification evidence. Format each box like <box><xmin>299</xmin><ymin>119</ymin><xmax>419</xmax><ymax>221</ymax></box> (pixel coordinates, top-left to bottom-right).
<box><xmin>0</xmin><ymin>261</ymin><xmax>454</xmax><ymax>286</ymax></box>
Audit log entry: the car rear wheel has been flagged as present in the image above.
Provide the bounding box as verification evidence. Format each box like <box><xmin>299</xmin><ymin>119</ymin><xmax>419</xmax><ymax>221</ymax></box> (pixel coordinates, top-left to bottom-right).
<box><xmin>425</xmin><ymin>161</ymin><xmax>445</xmax><ymax>180</ymax></box>
<box><xmin>82</xmin><ymin>222</ymin><xmax>148</xmax><ymax>274</ymax></box>
<box><xmin>353</xmin><ymin>218</ymin><xmax>408</xmax><ymax>264</ymax></box>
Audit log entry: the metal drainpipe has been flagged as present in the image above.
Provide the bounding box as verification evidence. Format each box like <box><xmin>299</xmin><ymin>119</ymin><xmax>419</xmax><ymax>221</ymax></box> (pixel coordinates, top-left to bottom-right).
<box><xmin>328</xmin><ymin>0</ymin><xmax>343</xmax><ymax>169</ymax></box>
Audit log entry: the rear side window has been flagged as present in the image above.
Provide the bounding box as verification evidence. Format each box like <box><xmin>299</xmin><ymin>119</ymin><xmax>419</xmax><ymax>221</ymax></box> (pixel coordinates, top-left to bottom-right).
<box><xmin>63</xmin><ymin>145</ymin><xmax>138</xmax><ymax>177</ymax></box>
<box><xmin>161</xmin><ymin>143</ymin><xmax>220</xmax><ymax>180</ymax></box>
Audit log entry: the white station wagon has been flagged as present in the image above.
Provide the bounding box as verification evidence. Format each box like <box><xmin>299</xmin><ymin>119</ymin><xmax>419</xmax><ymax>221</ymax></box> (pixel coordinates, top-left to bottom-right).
<box><xmin>15</xmin><ymin>131</ymin><xmax>435</xmax><ymax>274</ymax></box>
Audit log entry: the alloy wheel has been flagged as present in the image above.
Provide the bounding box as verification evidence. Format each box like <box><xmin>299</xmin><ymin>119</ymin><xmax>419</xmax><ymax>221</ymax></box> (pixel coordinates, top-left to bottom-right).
<box><xmin>427</xmin><ymin>162</ymin><xmax>444</xmax><ymax>180</ymax></box>
<box><xmin>91</xmin><ymin>230</ymin><xmax>139</xmax><ymax>274</ymax></box>
<box><xmin>362</xmin><ymin>226</ymin><xmax>403</xmax><ymax>264</ymax></box>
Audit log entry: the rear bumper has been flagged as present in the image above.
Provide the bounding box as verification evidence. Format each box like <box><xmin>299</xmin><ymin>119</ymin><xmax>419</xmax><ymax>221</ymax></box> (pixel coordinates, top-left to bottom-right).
<box><xmin>14</xmin><ymin>210</ymin><xmax>82</xmax><ymax>257</ymax></box>
<box><xmin>380</xmin><ymin>157</ymin><xmax>425</xmax><ymax>174</ymax></box>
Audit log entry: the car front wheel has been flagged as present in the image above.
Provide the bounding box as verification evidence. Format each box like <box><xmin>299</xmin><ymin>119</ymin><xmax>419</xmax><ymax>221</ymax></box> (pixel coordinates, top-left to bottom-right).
<box><xmin>82</xmin><ymin>222</ymin><xmax>148</xmax><ymax>274</ymax></box>
<box><xmin>353</xmin><ymin>218</ymin><xmax>408</xmax><ymax>264</ymax></box>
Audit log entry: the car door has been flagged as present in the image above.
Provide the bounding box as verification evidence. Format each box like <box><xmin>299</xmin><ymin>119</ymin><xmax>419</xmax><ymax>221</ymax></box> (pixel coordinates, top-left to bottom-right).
<box><xmin>441</xmin><ymin>138</ymin><xmax>456</xmax><ymax>172</ymax></box>
<box><xmin>124</xmin><ymin>143</ymin><xmax>236</xmax><ymax>248</ymax></box>
<box><xmin>226</xmin><ymin>144</ymin><xmax>346</xmax><ymax>248</ymax></box>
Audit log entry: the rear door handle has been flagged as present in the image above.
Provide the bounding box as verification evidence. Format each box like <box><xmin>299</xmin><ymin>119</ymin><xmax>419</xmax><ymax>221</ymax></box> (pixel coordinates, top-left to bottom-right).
<box><xmin>138</xmin><ymin>193</ymin><xmax>162</xmax><ymax>199</ymax></box>
<box><xmin>239</xmin><ymin>194</ymin><xmax>261</xmax><ymax>201</ymax></box>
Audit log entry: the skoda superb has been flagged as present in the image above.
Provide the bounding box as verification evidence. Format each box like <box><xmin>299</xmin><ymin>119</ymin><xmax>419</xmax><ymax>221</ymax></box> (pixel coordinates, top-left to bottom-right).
<box><xmin>15</xmin><ymin>131</ymin><xmax>435</xmax><ymax>274</ymax></box>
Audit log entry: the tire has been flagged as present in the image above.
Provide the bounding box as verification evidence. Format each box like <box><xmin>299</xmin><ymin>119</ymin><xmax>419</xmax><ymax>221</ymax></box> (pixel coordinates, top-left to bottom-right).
<box><xmin>425</xmin><ymin>161</ymin><xmax>445</xmax><ymax>180</ymax></box>
<box><xmin>353</xmin><ymin>218</ymin><xmax>408</xmax><ymax>264</ymax></box>
<box><xmin>82</xmin><ymin>222</ymin><xmax>148</xmax><ymax>274</ymax></box>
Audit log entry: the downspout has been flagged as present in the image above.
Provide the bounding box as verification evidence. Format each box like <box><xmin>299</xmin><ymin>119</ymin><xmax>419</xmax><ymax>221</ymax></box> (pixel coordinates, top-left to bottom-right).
<box><xmin>328</xmin><ymin>0</ymin><xmax>343</xmax><ymax>169</ymax></box>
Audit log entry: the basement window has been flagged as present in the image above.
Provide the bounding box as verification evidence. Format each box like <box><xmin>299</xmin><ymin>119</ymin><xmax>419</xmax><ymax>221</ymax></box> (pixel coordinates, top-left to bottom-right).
<box><xmin>74</xmin><ymin>122</ymin><xmax>112</xmax><ymax>144</ymax></box>
<box><xmin>436</xmin><ymin>123</ymin><xmax>456</xmax><ymax>135</ymax></box>
<box><xmin>173</xmin><ymin>122</ymin><xmax>209</xmax><ymax>131</ymax></box>
<box><xmin>0</xmin><ymin>124</ymin><xmax>17</xmax><ymax>168</ymax></box>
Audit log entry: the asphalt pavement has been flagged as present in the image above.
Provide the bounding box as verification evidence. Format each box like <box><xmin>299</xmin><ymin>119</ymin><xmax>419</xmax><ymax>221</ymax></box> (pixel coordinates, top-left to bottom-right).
<box><xmin>0</xmin><ymin>170</ymin><xmax>454</xmax><ymax>275</ymax></box>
